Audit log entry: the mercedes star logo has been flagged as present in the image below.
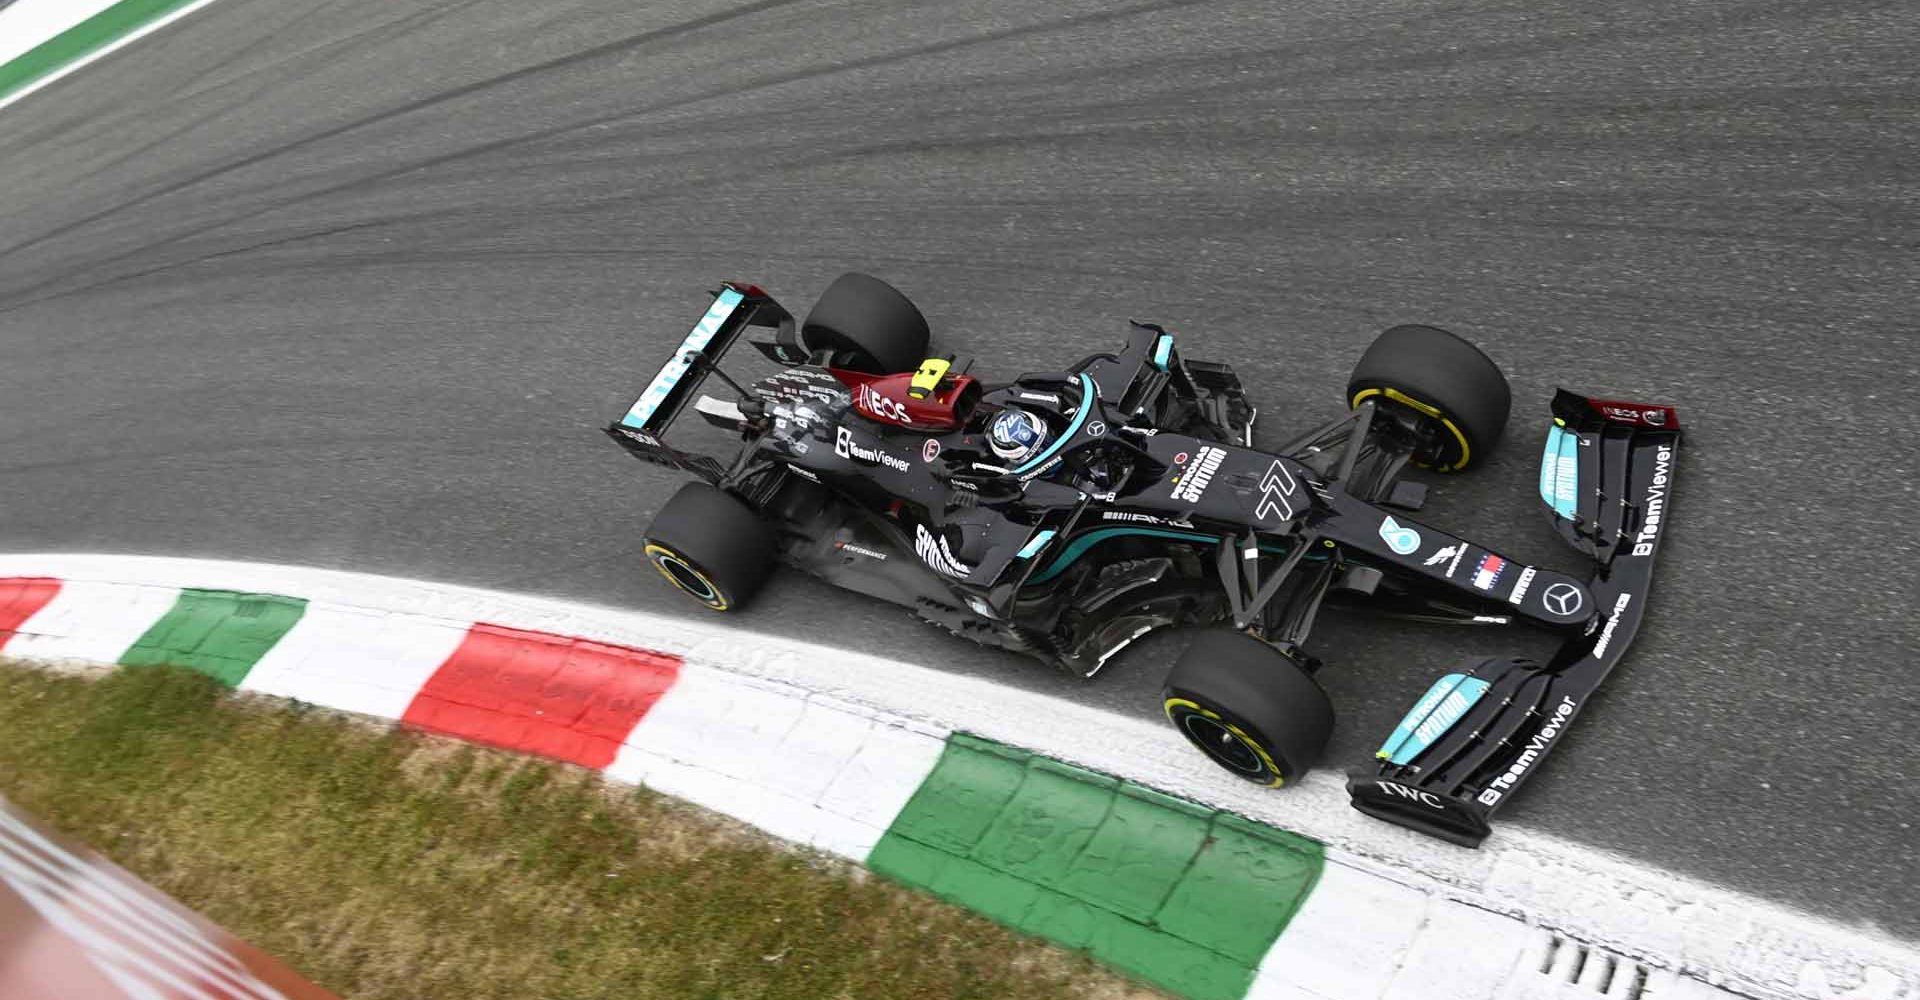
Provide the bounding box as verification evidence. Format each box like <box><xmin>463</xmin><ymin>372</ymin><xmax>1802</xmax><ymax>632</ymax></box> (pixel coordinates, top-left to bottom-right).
<box><xmin>1542</xmin><ymin>582</ymin><xmax>1585</xmax><ymax>617</ymax></box>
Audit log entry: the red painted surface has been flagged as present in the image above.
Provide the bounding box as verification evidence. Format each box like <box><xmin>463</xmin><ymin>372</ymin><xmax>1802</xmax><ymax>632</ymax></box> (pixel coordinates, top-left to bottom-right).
<box><xmin>831</xmin><ymin>368</ymin><xmax>978</xmax><ymax>431</ymax></box>
<box><xmin>1586</xmin><ymin>397</ymin><xmax>1681</xmax><ymax>430</ymax></box>
<box><xmin>400</xmin><ymin>624</ymin><xmax>680</xmax><ymax>769</ymax></box>
<box><xmin>0</xmin><ymin>578</ymin><xmax>61</xmax><ymax>652</ymax></box>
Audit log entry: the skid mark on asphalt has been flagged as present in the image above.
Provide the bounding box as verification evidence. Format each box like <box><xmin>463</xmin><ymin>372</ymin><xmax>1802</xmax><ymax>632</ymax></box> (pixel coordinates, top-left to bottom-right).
<box><xmin>0</xmin><ymin>0</ymin><xmax>814</xmax><ymax>265</ymax></box>
<box><xmin>0</xmin><ymin>0</ymin><xmax>1232</xmax><ymax>310</ymax></box>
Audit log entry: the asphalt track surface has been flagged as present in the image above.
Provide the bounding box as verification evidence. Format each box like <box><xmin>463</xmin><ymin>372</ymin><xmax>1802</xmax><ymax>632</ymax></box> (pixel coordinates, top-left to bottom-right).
<box><xmin>1</xmin><ymin>0</ymin><xmax>1916</xmax><ymax>939</ymax></box>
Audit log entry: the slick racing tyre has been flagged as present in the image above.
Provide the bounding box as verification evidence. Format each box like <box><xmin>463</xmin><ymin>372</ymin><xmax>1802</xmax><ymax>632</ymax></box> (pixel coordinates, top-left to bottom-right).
<box><xmin>1347</xmin><ymin>324</ymin><xmax>1511</xmax><ymax>473</ymax></box>
<box><xmin>801</xmin><ymin>272</ymin><xmax>931</xmax><ymax>374</ymax></box>
<box><xmin>642</xmin><ymin>482</ymin><xmax>776</xmax><ymax>612</ymax></box>
<box><xmin>1162</xmin><ymin>630</ymin><xmax>1334</xmax><ymax>787</ymax></box>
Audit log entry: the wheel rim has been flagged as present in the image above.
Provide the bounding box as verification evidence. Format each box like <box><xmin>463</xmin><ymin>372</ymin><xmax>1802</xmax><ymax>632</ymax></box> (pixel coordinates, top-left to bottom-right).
<box><xmin>1350</xmin><ymin>386</ymin><xmax>1472</xmax><ymax>471</ymax></box>
<box><xmin>1181</xmin><ymin>713</ymin><xmax>1264</xmax><ymax>774</ymax></box>
<box><xmin>645</xmin><ymin>544</ymin><xmax>728</xmax><ymax>611</ymax></box>
<box><xmin>1164</xmin><ymin>699</ymin><xmax>1281</xmax><ymax>785</ymax></box>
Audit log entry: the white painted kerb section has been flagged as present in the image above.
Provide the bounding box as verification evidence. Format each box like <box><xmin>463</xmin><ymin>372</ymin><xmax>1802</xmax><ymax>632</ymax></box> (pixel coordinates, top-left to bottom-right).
<box><xmin>0</xmin><ymin>554</ymin><xmax>1910</xmax><ymax>1000</ymax></box>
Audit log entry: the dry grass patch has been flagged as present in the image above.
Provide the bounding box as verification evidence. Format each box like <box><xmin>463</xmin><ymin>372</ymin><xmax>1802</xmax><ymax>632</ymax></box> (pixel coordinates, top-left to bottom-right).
<box><xmin>0</xmin><ymin>661</ymin><xmax>1166</xmax><ymax>1000</ymax></box>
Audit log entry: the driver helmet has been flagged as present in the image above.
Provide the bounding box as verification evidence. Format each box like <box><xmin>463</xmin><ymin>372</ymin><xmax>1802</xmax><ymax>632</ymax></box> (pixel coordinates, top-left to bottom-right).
<box><xmin>988</xmin><ymin>406</ymin><xmax>1050</xmax><ymax>464</ymax></box>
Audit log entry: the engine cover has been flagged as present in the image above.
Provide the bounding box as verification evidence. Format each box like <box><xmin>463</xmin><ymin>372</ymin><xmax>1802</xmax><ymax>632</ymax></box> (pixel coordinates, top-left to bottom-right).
<box><xmin>831</xmin><ymin>368</ymin><xmax>977</xmax><ymax>431</ymax></box>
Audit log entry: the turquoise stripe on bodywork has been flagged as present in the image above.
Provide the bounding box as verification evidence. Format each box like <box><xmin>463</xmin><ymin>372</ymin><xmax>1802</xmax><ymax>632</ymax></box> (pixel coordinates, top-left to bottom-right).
<box><xmin>1540</xmin><ymin>424</ymin><xmax>1579</xmax><ymax>519</ymax></box>
<box><xmin>1016</xmin><ymin>529</ymin><xmax>1057</xmax><ymax>559</ymax></box>
<box><xmin>1152</xmin><ymin>334</ymin><xmax>1174</xmax><ymax>370</ymax></box>
<box><xmin>1025</xmin><ymin>527</ymin><xmax>1319</xmax><ymax>586</ymax></box>
<box><xmin>1377</xmin><ymin>673</ymin><xmax>1491</xmax><ymax>765</ymax></box>
<box><xmin>1011</xmin><ymin>373</ymin><xmax>1096</xmax><ymax>476</ymax></box>
<box><xmin>621</xmin><ymin>287</ymin><xmax>745</xmax><ymax>430</ymax></box>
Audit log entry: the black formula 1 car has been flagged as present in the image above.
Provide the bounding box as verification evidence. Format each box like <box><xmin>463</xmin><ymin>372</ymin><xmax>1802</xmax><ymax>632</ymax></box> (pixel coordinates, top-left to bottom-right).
<box><xmin>604</xmin><ymin>273</ymin><xmax>1682</xmax><ymax>846</ymax></box>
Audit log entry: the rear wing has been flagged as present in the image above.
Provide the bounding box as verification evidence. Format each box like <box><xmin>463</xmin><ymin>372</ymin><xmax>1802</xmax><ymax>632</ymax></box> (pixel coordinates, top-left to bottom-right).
<box><xmin>603</xmin><ymin>283</ymin><xmax>794</xmax><ymax>480</ymax></box>
<box><xmin>1349</xmin><ymin>389</ymin><xmax>1683</xmax><ymax>846</ymax></box>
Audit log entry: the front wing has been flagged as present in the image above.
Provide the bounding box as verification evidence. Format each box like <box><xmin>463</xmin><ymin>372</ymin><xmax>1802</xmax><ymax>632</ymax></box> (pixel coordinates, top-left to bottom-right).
<box><xmin>1347</xmin><ymin>395</ymin><xmax>1682</xmax><ymax>846</ymax></box>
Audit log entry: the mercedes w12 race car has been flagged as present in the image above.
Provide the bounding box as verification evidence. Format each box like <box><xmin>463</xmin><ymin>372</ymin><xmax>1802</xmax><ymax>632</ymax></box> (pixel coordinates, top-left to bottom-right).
<box><xmin>603</xmin><ymin>273</ymin><xmax>1682</xmax><ymax>846</ymax></box>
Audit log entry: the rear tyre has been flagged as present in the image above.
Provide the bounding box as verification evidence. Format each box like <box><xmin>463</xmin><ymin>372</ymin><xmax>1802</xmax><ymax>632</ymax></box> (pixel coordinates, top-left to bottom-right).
<box><xmin>642</xmin><ymin>482</ymin><xmax>775</xmax><ymax>612</ymax></box>
<box><xmin>1346</xmin><ymin>324</ymin><xmax>1511</xmax><ymax>472</ymax></box>
<box><xmin>801</xmin><ymin>272</ymin><xmax>931</xmax><ymax>374</ymax></box>
<box><xmin>1161</xmin><ymin>630</ymin><xmax>1334</xmax><ymax>787</ymax></box>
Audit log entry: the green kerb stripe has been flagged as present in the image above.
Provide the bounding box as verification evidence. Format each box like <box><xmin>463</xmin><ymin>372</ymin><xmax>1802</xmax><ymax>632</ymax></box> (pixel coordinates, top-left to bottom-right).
<box><xmin>0</xmin><ymin>0</ymin><xmax>206</xmax><ymax>102</ymax></box>
<box><xmin>869</xmin><ymin>734</ymin><xmax>1324</xmax><ymax>1000</ymax></box>
<box><xmin>118</xmin><ymin>589</ymin><xmax>306</xmax><ymax>686</ymax></box>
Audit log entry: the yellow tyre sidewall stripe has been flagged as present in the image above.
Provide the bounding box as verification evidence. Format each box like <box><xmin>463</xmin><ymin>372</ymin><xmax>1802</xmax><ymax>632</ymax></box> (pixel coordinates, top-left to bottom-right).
<box><xmin>1163</xmin><ymin>697</ymin><xmax>1285</xmax><ymax>788</ymax></box>
<box><xmin>1350</xmin><ymin>386</ymin><xmax>1473</xmax><ymax>471</ymax></box>
<box><xmin>644</xmin><ymin>543</ymin><xmax>730</xmax><ymax>612</ymax></box>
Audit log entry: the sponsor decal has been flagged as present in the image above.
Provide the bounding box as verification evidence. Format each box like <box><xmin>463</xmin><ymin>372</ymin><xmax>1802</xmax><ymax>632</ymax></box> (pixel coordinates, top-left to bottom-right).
<box><xmin>1378</xmin><ymin>516</ymin><xmax>1422</xmax><ymax>555</ymax></box>
<box><xmin>856</xmin><ymin>382</ymin><xmax>912</xmax><ymax>424</ymax></box>
<box><xmin>616</xmin><ymin>427</ymin><xmax>660</xmax><ymax>447</ymax></box>
<box><xmin>784</xmin><ymin>463</ymin><xmax>820</xmax><ymax>482</ymax></box>
<box><xmin>835</xmin><ymin>426</ymin><xmax>909</xmax><ymax>472</ymax></box>
<box><xmin>1599</xmin><ymin>403</ymin><xmax>1672</xmax><ymax>427</ymax></box>
<box><xmin>1630</xmin><ymin>444</ymin><xmax>1674</xmax><ymax>556</ymax></box>
<box><xmin>834</xmin><ymin>540</ymin><xmax>888</xmax><ymax>561</ymax></box>
<box><xmin>914</xmin><ymin>523</ymin><xmax>972</xmax><ymax>578</ymax></box>
<box><xmin>1542</xmin><ymin>581</ymin><xmax>1584</xmax><ymax>617</ymax></box>
<box><xmin>1374</xmin><ymin>780</ymin><xmax>1445</xmax><ymax>810</ymax></box>
<box><xmin>1018</xmin><ymin>391</ymin><xmax>1061</xmax><ymax>404</ymax></box>
<box><xmin>1257</xmin><ymin>460</ymin><xmax>1299</xmax><ymax>521</ymax></box>
<box><xmin>1423</xmin><ymin>544</ymin><xmax>1462</xmax><ymax>570</ymax></box>
<box><xmin>622</xmin><ymin>288</ymin><xmax>741</xmax><ymax>428</ymax></box>
<box><xmin>1476</xmin><ymin>695</ymin><xmax>1578</xmax><ymax>805</ymax></box>
<box><xmin>1087</xmin><ymin>420</ymin><xmax>1107</xmax><ymax>437</ymax></box>
<box><xmin>761</xmin><ymin>368</ymin><xmax>846</xmax><ymax>405</ymax></box>
<box><xmin>1086</xmin><ymin>490</ymin><xmax>1118</xmax><ymax>502</ymax></box>
<box><xmin>1541</xmin><ymin>425</ymin><xmax>1580</xmax><ymax>519</ymax></box>
<box><xmin>1508</xmin><ymin>566</ymin><xmax>1537</xmax><ymax>605</ymax></box>
<box><xmin>922</xmin><ymin>438</ymin><xmax>941</xmax><ymax>463</ymax></box>
<box><xmin>1017</xmin><ymin>455</ymin><xmax>1064</xmax><ymax>482</ymax></box>
<box><xmin>1101</xmin><ymin>511</ymin><xmax>1194</xmax><ymax>527</ymax></box>
<box><xmin>1590</xmin><ymin>592</ymin><xmax>1633</xmax><ymax>657</ymax></box>
<box><xmin>1471</xmin><ymin>554</ymin><xmax>1507</xmax><ymax>591</ymax></box>
<box><xmin>1378</xmin><ymin>673</ymin><xmax>1492</xmax><ymax>765</ymax></box>
<box><xmin>1169</xmin><ymin>446</ymin><xmax>1225</xmax><ymax>503</ymax></box>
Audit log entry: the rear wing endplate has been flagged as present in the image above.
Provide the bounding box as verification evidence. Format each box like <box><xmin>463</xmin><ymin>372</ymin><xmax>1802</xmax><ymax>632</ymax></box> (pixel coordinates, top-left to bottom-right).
<box><xmin>603</xmin><ymin>282</ymin><xmax>792</xmax><ymax>479</ymax></box>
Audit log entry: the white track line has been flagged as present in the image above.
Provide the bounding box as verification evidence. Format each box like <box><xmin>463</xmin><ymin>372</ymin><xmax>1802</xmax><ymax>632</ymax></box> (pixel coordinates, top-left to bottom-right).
<box><xmin>0</xmin><ymin>0</ymin><xmax>124</xmax><ymax>65</ymax></box>
<box><xmin>0</xmin><ymin>0</ymin><xmax>230</xmax><ymax>113</ymax></box>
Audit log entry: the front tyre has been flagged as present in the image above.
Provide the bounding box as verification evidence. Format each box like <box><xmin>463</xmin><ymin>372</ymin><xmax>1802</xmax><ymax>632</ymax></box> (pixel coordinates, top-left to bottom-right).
<box><xmin>1346</xmin><ymin>324</ymin><xmax>1511</xmax><ymax>472</ymax></box>
<box><xmin>642</xmin><ymin>482</ymin><xmax>775</xmax><ymax>611</ymax></box>
<box><xmin>1162</xmin><ymin>630</ymin><xmax>1334</xmax><ymax>787</ymax></box>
